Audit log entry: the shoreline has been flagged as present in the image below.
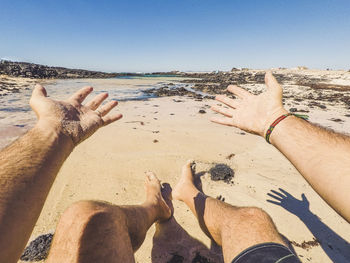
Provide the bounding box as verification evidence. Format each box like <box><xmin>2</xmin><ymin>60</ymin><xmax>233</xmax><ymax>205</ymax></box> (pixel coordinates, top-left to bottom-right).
<box><xmin>3</xmin><ymin>68</ymin><xmax>350</xmax><ymax>150</ymax></box>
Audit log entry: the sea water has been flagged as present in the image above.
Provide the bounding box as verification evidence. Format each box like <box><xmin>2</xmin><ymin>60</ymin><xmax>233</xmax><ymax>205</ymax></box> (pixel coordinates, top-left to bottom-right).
<box><xmin>0</xmin><ymin>76</ymin><xmax>192</xmax><ymax>148</ymax></box>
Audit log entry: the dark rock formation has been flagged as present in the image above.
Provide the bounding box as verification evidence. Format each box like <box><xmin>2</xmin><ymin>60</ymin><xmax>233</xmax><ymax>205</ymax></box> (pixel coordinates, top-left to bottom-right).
<box><xmin>143</xmin><ymin>86</ymin><xmax>213</xmax><ymax>99</ymax></box>
<box><xmin>0</xmin><ymin>60</ymin><xmax>119</xmax><ymax>79</ymax></box>
<box><xmin>179</xmin><ymin>71</ymin><xmax>333</xmax><ymax>96</ymax></box>
<box><xmin>209</xmin><ymin>164</ymin><xmax>234</xmax><ymax>184</ymax></box>
<box><xmin>21</xmin><ymin>233</ymin><xmax>53</xmax><ymax>261</ymax></box>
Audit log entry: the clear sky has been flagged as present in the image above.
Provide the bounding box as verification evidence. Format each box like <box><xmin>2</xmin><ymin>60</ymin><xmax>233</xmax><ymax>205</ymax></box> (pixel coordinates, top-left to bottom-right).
<box><xmin>1</xmin><ymin>0</ymin><xmax>349</xmax><ymax>72</ymax></box>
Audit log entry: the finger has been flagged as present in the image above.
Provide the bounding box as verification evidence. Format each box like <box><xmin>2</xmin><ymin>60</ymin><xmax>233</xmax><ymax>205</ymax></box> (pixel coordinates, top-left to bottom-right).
<box><xmin>265</xmin><ymin>71</ymin><xmax>282</xmax><ymax>95</ymax></box>
<box><xmin>301</xmin><ymin>193</ymin><xmax>308</xmax><ymax>202</ymax></box>
<box><xmin>267</xmin><ymin>193</ymin><xmax>283</xmax><ymax>201</ymax></box>
<box><xmin>210</xmin><ymin>116</ymin><xmax>233</xmax><ymax>126</ymax></box>
<box><xmin>102</xmin><ymin>113</ymin><xmax>123</xmax><ymax>126</ymax></box>
<box><xmin>69</xmin><ymin>86</ymin><xmax>93</xmax><ymax>104</ymax></box>
<box><xmin>266</xmin><ymin>200</ymin><xmax>281</xmax><ymax>205</ymax></box>
<box><xmin>271</xmin><ymin>190</ymin><xmax>286</xmax><ymax>198</ymax></box>
<box><xmin>86</xmin><ymin>93</ymin><xmax>108</xmax><ymax>110</ymax></box>
<box><xmin>32</xmin><ymin>84</ymin><xmax>47</xmax><ymax>99</ymax></box>
<box><xmin>278</xmin><ymin>188</ymin><xmax>291</xmax><ymax>197</ymax></box>
<box><xmin>98</xmin><ymin>100</ymin><xmax>118</xmax><ymax>117</ymax></box>
<box><xmin>211</xmin><ymin>105</ymin><xmax>234</xmax><ymax>117</ymax></box>
<box><xmin>215</xmin><ymin>95</ymin><xmax>239</xmax><ymax>109</ymax></box>
<box><xmin>30</xmin><ymin>85</ymin><xmax>48</xmax><ymax>116</ymax></box>
<box><xmin>227</xmin><ymin>85</ymin><xmax>251</xmax><ymax>99</ymax></box>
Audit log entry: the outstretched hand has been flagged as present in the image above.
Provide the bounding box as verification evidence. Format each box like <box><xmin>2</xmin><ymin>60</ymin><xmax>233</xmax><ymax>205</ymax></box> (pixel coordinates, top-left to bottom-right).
<box><xmin>267</xmin><ymin>188</ymin><xmax>310</xmax><ymax>215</ymax></box>
<box><xmin>211</xmin><ymin>72</ymin><xmax>287</xmax><ymax>137</ymax></box>
<box><xmin>30</xmin><ymin>84</ymin><xmax>123</xmax><ymax>145</ymax></box>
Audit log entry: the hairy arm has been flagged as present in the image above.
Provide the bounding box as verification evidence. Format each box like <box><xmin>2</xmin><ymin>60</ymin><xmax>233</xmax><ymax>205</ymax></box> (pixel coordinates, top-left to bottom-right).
<box><xmin>270</xmin><ymin>116</ymin><xmax>350</xmax><ymax>221</ymax></box>
<box><xmin>0</xmin><ymin>85</ymin><xmax>122</xmax><ymax>262</ymax></box>
<box><xmin>0</xmin><ymin>124</ymin><xmax>73</xmax><ymax>261</ymax></box>
<box><xmin>211</xmin><ymin>72</ymin><xmax>350</xmax><ymax>222</ymax></box>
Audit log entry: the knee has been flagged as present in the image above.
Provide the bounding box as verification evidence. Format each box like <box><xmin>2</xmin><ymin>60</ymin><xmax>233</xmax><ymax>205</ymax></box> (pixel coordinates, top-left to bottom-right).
<box><xmin>238</xmin><ymin>207</ymin><xmax>281</xmax><ymax>238</ymax></box>
<box><xmin>223</xmin><ymin>207</ymin><xmax>276</xmax><ymax>232</ymax></box>
<box><xmin>241</xmin><ymin>207</ymin><xmax>272</xmax><ymax>223</ymax></box>
<box><xmin>58</xmin><ymin>200</ymin><xmax>117</xmax><ymax>227</ymax></box>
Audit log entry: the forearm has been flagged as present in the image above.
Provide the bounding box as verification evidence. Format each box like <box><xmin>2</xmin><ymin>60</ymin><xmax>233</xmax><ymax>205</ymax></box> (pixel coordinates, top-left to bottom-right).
<box><xmin>270</xmin><ymin>116</ymin><xmax>350</xmax><ymax>221</ymax></box>
<box><xmin>0</xmin><ymin>122</ymin><xmax>74</xmax><ymax>262</ymax></box>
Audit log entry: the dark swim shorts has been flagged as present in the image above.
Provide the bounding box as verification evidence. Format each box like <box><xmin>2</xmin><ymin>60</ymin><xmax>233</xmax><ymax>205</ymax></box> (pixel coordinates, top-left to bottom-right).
<box><xmin>232</xmin><ymin>242</ymin><xmax>300</xmax><ymax>263</ymax></box>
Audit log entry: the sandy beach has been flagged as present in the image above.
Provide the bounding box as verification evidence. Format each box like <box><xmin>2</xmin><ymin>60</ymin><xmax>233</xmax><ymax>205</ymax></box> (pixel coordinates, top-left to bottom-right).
<box><xmin>1</xmin><ymin>71</ymin><xmax>350</xmax><ymax>262</ymax></box>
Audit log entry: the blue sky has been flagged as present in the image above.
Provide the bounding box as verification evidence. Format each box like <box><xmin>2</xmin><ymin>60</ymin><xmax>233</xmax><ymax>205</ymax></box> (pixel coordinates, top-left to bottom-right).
<box><xmin>0</xmin><ymin>0</ymin><xmax>349</xmax><ymax>72</ymax></box>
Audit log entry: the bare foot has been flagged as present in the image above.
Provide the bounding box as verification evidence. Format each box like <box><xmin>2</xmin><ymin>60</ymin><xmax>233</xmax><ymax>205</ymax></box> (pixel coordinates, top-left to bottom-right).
<box><xmin>172</xmin><ymin>160</ymin><xmax>200</xmax><ymax>202</ymax></box>
<box><xmin>144</xmin><ymin>172</ymin><xmax>172</xmax><ymax>221</ymax></box>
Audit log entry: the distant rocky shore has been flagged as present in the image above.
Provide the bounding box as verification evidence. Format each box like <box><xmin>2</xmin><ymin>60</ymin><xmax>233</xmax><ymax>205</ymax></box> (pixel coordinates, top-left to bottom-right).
<box><xmin>2</xmin><ymin>60</ymin><xmax>350</xmax><ymax>116</ymax></box>
<box><xmin>0</xmin><ymin>60</ymin><xmax>184</xmax><ymax>79</ymax></box>
<box><xmin>145</xmin><ymin>69</ymin><xmax>350</xmax><ymax>99</ymax></box>
<box><xmin>180</xmin><ymin>70</ymin><xmax>350</xmax><ymax>94</ymax></box>
<box><xmin>0</xmin><ymin>60</ymin><xmax>121</xmax><ymax>79</ymax></box>
<box><xmin>143</xmin><ymin>69</ymin><xmax>350</xmax><ymax>121</ymax></box>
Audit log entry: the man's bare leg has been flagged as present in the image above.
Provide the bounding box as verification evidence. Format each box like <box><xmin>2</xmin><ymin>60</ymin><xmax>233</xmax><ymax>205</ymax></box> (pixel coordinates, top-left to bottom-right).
<box><xmin>47</xmin><ymin>172</ymin><xmax>171</xmax><ymax>263</ymax></box>
<box><xmin>172</xmin><ymin>161</ymin><xmax>286</xmax><ymax>263</ymax></box>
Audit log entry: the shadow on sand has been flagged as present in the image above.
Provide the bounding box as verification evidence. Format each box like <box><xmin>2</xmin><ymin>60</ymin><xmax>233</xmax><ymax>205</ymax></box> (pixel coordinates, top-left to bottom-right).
<box><xmin>152</xmin><ymin>178</ymin><xmax>224</xmax><ymax>263</ymax></box>
<box><xmin>152</xmin><ymin>216</ymin><xmax>223</xmax><ymax>263</ymax></box>
<box><xmin>267</xmin><ymin>188</ymin><xmax>350</xmax><ymax>263</ymax></box>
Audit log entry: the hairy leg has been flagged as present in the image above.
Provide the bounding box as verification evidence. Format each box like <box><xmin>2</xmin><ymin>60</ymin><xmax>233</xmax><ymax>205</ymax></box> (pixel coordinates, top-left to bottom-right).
<box><xmin>47</xmin><ymin>172</ymin><xmax>171</xmax><ymax>263</ymax></box>
<box><xmin>173</xmin><ymin>161</ymin><xmax>285</xmax><ymax>263</ymax></box>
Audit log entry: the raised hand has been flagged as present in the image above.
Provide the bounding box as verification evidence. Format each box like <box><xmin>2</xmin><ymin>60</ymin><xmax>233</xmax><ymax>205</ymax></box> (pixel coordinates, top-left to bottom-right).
<box><xmin>267</xmin><ymin>188</ymin><xmax>310</xmax><ymax>215</ymax></box>
<box><xmin>30</xmin><ymin>84</ymin><xmax>123</xmax><ymax>145</ymax></box>
<box><xmin>211</xmin><ymin>72</ymin><xmax>287</xmax><ymax>137</ymax></box>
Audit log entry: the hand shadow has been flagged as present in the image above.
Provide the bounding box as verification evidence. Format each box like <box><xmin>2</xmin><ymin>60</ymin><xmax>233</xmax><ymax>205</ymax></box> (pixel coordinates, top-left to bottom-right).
<box><xmin>151</xmin><ymin>181</ymin><xmax>223</xmax><ymax>263</ymax></box>
<box><xmin>267</xmin><ymin>188</ymin><xmax>350</xmax><ymax>263</ymax></box>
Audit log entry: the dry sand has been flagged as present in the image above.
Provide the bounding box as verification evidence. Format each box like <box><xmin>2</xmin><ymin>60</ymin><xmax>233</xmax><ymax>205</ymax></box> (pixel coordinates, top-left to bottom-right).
<box><xmin>17</xmin><ymin>93</ymin><xmax>350</xmax><ymax>262</ymax></box>
<box><xmin>1</xmin><ymin>70</ymin><xmax>347</xmax><ymax>262</ymax></box>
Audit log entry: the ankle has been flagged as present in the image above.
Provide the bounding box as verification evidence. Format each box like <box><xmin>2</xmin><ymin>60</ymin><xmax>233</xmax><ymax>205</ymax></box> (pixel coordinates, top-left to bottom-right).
<box><xmin>181</xmin><ymin>186</ymin><xmax>200</xmax><ymax>203</ymax></box>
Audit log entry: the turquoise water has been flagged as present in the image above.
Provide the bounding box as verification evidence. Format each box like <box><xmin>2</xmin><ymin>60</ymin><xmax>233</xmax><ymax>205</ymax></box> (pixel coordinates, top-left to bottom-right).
<box><xmin>0</xmin><ymin>77</ymin><xmax>193</xmax><ymax>129</ymax></box>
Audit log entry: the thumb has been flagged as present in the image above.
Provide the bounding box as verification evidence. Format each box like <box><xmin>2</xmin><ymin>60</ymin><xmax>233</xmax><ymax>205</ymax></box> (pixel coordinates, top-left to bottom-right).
<box><xmin>30</xmin><ymin>84</ymin><xmax>48</xmax><ymax>117</ymax></box>
<box><xmin>301</xmin><ymin>193</ymin><xmax>308</xmax><ymax>202</ymax></box>
<box><xmin>265</xmin><ymin>71</ymin><xmax>282</xmax><ymax>96</ymax></box>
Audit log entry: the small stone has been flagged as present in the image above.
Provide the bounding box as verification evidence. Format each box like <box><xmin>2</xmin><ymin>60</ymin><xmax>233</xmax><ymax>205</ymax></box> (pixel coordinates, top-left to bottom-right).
<box><xmin>209</xmin><ymin>164</ymin><xmax>234</xmax><ymax>184</ymax></box>
<box><xmin>330</xmin><ymin>118</ymin><xmax>343</xmax><ymax>122</ymax></box>
<box><xmin>226</xmin><ymin>153</ymin><xmax>235</xmax><ymax>160</ymax></box>
<box><xmin>198</xmin><ymin>109</ymin><xmax>206</xmax><ymax>114</ymax></box>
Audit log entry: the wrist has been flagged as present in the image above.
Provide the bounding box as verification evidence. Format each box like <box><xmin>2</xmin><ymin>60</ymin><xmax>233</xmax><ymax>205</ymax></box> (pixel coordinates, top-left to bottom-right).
<box><xmin>34</xmin><ymin>120</ymin><xmax>75</xmax><ymax>150</ymax></box>
<box><xmin>262</xmin><ymin>108</ymin><xmax>289</xmax><ymax>138</ymax></box>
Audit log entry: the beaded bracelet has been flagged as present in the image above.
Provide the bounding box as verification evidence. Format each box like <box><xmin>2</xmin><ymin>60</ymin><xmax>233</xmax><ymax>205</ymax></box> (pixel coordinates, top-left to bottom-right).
<box><xmin>265</xmin><ymin>113</ymin><xmax>309</xmax><ymax>144</ymax></box>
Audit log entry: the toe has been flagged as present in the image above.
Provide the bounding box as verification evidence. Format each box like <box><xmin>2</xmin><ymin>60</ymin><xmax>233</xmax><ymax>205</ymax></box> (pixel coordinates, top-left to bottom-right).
<box><xmin>145</xmin><ymin>171</ymin><xmax>161</xmax><ymax>186</ymax></box>
<box><xmin>182</xmin><ymin>160</ymin><xmax>194</xmax><ymax>175</ymax></box>
<box><xmin>146</xmin><ymin>171</ymin><xmax>155</xmax><ymax>180</ymax></box>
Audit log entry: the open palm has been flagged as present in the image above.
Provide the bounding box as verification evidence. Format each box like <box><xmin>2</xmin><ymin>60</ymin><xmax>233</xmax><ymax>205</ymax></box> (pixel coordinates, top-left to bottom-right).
<box><xmin>211</xmin><ymin>72</ymin><xmax>287</xmax><ymax>137</ymax></box>
<box><xmin>30</xmin><ymin>84</ymin><xmax>123</xmax><ymax>145</ymax></box>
